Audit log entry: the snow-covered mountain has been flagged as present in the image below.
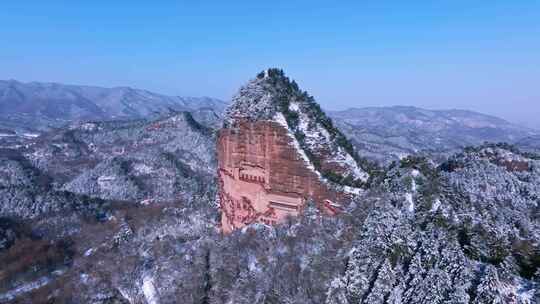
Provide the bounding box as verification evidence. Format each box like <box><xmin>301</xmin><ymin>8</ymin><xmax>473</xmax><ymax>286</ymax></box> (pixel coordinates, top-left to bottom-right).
<box><xmin>218</xmin><ymin>69</ymin><xmax>375</xmax><ymax>233</ymax></box>
<box><xmin>0</xmin><ymin>111</ymin><xmax>217</xmax><ymax>219</ymax></box>
<box><xmin>0</xmin><ymin>79</ymin><xmax>226</xmax><ymax>132</ymax></box>
<box><xmin>225</xmin><ymin>69</ymin><xmax>372</xmax><ymax>186</ymax></box>
<box><xmin>324</xmin><ymin>144</ymin><xmax>540</xmax><ymax>303</ymax></box>
<box><xmin>329</xmin><ymin>106</ymin><xmax>539</xmax><ymax>163</ymax></box>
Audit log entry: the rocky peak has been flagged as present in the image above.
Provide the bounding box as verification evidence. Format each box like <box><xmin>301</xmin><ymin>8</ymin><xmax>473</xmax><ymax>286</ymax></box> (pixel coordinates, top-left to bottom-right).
<box><xmin>218</xmin><ymin>69</ymin><xmax>372</xmax><ymax>233</ymax></box>
<box><xmin>224</xmin><ymin>68</ymin><xmax>300</xmax><ymax>125</ymax></box>
<box><xmin>225</xmin><ymin>68</ymin><xmax>371</xmax><ymax>186</ymax></box>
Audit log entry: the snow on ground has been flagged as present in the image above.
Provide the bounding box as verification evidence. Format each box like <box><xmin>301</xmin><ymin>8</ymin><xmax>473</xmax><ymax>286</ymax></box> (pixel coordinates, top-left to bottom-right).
<box><xmin>0</xmin><ymin>276</ymin><xmax>51</xmax><ymax>302</ymax></box>
<box><xmin>343</xmin><ymin>185</ymin><xmax>362</xmax><ymax>195</ymax></box>
<box><xmin>431</xmin><ymin>198</ymin><xmax>441</xmax><ymax>212</ymax></box>
<box><xmin>396</xmin><ymin>152</ymin><xmax>410</xmax><ymax>160</ymax></box>
<box><xmin>332</xmin><ymin>148</ymin><xmax>369</xmax><ymax>181</ymax></box>
<box><xmin>289</xmin><ymin>102</ymin><xmax>300</xmax><ymax>112</ymax></box>
<box><xmin>22</xmin><ymin>133</ymin><xmax>39</xmax><ymax>138</ymax></box>
<box><xmin>84</xmin><ymin>247</ymin><xmax>95</xmax><ymax>257</ymax></box>
<box><xmin>248</xmin><ymin>254</ymin><xmax>261</xmax><ymax>273</ymax></box>
<box><xmin>134</xmin><ymin>163</ymin><xmax>154</xmax><ymax>174</ymax></box>
<box><xmin>274</xmin><ymin>112</ymin><xmax>319</xmax><ymax>175</ymax></box>
<box><xmin>285</xmin><ymin>103</ymin><xmax>369</xmax><ymax>182</ymax></box>
<box><xmin>405</xmin><ymin>193</ymin><xmax>414</xmax><ymax>212</ymax></box>
<box><xmin>142</xmin><ymin>275</ymin><xmax>159</xmax><ymax>304</ymax></box>
<box><xmin>274</xmin><ymin>112</ymin><xmax>369</xmax><ymax>196</ymax></box>
<box><xmin>289</xmin><ymin>102</ymin><xmax>330</xmax><ymax>148</ymax></box>
<box><xmin>119</xmin><ymin>288</ymin><xmax>134</xmax><ymax>303</ymax></box>
<box><xmin>80</xmin><ymin>273</ymin><xmax>89</xmax><ymax>284</ymax></box>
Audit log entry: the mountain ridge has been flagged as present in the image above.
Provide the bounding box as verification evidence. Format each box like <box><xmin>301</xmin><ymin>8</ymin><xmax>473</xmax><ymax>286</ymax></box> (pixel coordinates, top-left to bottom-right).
<box><xmin>3</xmin><ymin>77</ymin><xmax>538</xmax><ymax>166</ymax></box>
<box><xmin>331</xmin><ymin>105</ymin><xmax>537</xmax><ymax>130</ymax></box>
<box><xmin>0</xmin><ymin>79</ymin><xmax>227</xmax><ymax>133</ymax></box>
<box><xmin>329</xmin><ymin>105</ymin><xmax>539</xmax><ymax>163</ymax></box>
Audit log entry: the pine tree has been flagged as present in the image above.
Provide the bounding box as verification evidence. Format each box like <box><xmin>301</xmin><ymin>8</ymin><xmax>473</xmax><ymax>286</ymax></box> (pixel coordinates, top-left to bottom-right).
<box><xmin>343</xmin><ymin>248</ymin><xmax>371</xmax><ymax>303</ymax></box>
<box><xmin>325</xmin><ymin>277</ymin><xmax>349</xmax><ymax>304</ymax></box>
<box><xmin>473</xmin><ymin>266</ymin><xmax>505</xmax><ymax>304</ymax></box>
<box><xmin>364</xmin><ymin>259</ymin><xmax>396</xmax><ymax>304</ymax></box>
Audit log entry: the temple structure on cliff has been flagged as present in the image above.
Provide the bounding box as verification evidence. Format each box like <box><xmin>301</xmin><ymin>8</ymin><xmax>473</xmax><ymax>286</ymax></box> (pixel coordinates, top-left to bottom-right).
<box><xmin>218</xmin><ymin>119</ymin><xmax>343</xmax><ymax>234</ymax></box>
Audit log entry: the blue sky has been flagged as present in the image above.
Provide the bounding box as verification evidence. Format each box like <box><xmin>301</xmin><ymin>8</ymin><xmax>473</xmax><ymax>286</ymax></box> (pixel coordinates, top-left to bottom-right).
<box><xmin>1</xmin><ymin>1</ymin><xmax>539</xmax><ymax>128</ymax></box>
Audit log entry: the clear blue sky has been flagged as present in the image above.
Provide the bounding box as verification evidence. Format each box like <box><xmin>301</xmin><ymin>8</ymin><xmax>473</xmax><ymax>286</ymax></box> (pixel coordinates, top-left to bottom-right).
<box><xmin>1</xmin><ymin>1</ymin><xmax>539</xmax><ymax>128</ymax></box>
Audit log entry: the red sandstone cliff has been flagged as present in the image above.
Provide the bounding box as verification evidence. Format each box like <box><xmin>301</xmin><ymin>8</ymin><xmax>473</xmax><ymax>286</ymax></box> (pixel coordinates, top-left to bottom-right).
<box><xmin>218</xmin><ymin>69</ymin><xmax>370</xmax><ymax>233</ymax></box>
<box><xmin>218</xmin><ymin>120</ymin><xmax>346</xmax><ymax>233</ymax></box>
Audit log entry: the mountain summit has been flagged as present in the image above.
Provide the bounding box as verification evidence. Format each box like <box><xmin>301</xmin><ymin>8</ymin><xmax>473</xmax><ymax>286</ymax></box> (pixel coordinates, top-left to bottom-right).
<box><xmin>218</xmin><ymin>69</ymin><xmax>370</xmax><ymax>233</ymax></box>
<box><xmin>225</xmin><ymin>68</ymin><xmax>370</xmax><ymax>185</ymax></box>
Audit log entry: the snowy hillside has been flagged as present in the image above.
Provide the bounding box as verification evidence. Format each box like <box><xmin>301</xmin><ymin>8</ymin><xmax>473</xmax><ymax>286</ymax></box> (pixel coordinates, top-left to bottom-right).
<box><xmin>329</xmin><ymin>106</ymin><xmax>539</xmax><ymax>163</ymax></box>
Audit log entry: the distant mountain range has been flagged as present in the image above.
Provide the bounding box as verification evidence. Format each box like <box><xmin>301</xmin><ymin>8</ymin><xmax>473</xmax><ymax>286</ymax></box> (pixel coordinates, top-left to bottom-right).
<box><xmin>1</xmin><ymin>79</ymin><xmax>538</xmax><ymax>162</ymax></box>
<box><xmin>328</xmin><ymin>106</ymin><xmax>539</xmax><ymax>162</ymax></box>
<box><xmin>0</xmin><ymin>79</ymin><xmax>226</xmax><ymax>132</ymax></box>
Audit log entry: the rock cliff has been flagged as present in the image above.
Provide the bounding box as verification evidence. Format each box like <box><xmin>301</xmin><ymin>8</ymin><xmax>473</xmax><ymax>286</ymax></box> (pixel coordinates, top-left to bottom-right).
<box><xmin>218</xmin><ymin>69</ymin><xmax>371</xmax><ymax>233</ymax></box>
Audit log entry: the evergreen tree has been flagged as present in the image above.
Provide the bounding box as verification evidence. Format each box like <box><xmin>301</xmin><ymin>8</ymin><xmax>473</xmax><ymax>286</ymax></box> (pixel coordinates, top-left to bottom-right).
<box><xmin>473</xmin><ymin>266</ymin><xmax>505</xmax><ymax>304</ymax></box>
